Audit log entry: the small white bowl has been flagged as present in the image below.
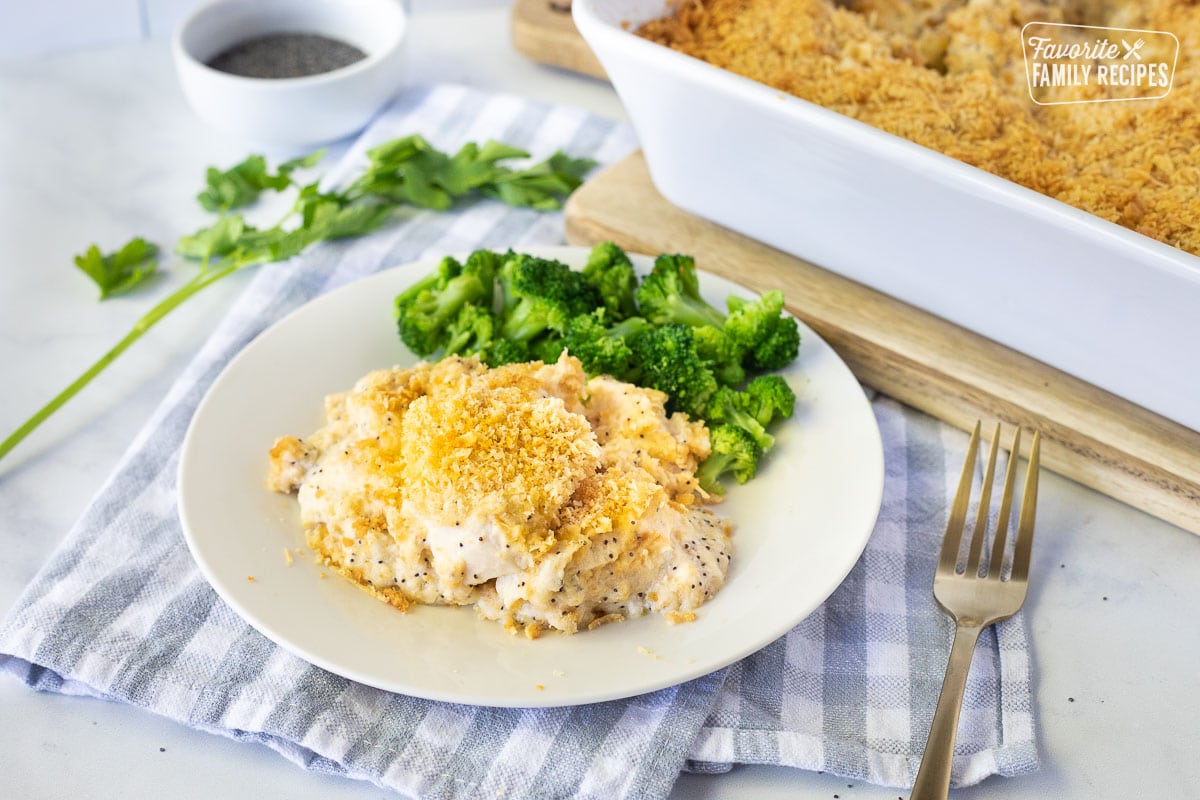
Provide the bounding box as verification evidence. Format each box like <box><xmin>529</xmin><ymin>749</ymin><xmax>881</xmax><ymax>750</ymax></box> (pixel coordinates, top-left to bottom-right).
<box><xmin>173</xmin><ymin>0</ymin><xmax>408</xmax><ymax>146</ymax></box>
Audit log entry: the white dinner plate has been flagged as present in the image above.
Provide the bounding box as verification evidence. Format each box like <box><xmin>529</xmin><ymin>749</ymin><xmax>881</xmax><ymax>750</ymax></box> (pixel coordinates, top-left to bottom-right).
<box><xmin>178</xmin><ymin>245</ymin><xmax>884</xmax><ymax>707</ymax></box>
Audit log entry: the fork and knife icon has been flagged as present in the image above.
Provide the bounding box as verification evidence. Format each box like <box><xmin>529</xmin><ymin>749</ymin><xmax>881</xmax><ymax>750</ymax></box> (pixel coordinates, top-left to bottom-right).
<box><xmin>1122</xmin><ymin>38</ymin><xmax>1145</xmax><ymax>60</ymax></box>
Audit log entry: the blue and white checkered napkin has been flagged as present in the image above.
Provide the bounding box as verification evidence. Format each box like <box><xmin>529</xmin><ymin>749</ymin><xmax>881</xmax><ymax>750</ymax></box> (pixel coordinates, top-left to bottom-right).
<box><xmin>0</xmin><ymin>85</ymin><xmax>1037</xmax><ymax>798</ymax></box>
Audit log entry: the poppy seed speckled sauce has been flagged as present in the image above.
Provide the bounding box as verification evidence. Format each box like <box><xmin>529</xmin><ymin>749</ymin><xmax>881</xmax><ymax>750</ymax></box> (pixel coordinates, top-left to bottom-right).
<box><xmin>206</xmin><ymin>33</ymin><xmax>367</xmax><ymax>79</ymax></box>
<box><xmin>267</xmin><ymin>355</ymin><xmax>733</xmax><ymax>638</ymax></box>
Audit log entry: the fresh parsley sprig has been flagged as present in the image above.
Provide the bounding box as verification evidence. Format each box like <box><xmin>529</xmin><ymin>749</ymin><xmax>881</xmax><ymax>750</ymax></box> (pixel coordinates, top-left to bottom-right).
<box><xmin>73</xmin><ymin>237</ymin><xmax>159</xmax><ymax>299</ymax></box>
<box><xmin>0</xmin><ymin>136</ymin><xmax>595</xmax><ymax>463</ymax></box>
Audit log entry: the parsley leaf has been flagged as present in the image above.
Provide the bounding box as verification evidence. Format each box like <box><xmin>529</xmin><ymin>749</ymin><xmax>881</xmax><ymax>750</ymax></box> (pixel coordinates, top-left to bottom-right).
<box><xmin>73</xmin><ymin>237</ymin><xmax>158</xmax><ymax>299</ymax></box>
<box><xmin>307</xmin><ymin>201</ymin><xmax>394</xmax><ymax>240</ymax></box>
<box><xmin>196</xmin><ymin>150</ymin><xmax>325</xmax><ymax>212</ymax></box>
<box><xmin>481</xmin><ymin>151</ymin><xmax>597</xmax><ymax>210</ymax></box>
<box><xmin>176</xmin><ymin>214</ymin><xmax>248</xmax><ymax>261</ymax></box>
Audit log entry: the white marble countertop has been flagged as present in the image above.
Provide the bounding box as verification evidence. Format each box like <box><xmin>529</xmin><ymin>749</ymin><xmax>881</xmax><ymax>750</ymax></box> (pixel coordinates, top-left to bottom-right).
<box><xmin>2</xmin><ymin>3</ymin><xmax>1198</xmax><ymax>798</ymax></box>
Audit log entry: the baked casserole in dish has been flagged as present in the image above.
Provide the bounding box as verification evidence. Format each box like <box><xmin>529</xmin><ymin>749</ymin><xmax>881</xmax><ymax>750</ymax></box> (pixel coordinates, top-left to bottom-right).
<box><xmin>574</xmin><ymin>0</ymin><xmax>1200</xmax><ymax>431</ymax></box>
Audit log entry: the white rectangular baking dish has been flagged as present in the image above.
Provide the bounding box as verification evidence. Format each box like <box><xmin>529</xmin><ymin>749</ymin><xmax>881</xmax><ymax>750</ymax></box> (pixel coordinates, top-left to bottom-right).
<box><xmin>574</xmin><ymin>0</ymin><xmax>1200</xmax><ymax>433</ymax></box>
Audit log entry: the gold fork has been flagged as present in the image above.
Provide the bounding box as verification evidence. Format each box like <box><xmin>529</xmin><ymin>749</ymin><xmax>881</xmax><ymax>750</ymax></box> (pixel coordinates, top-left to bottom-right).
<box><xmin>911</xmin><ymin>421</ymin><xmax>1041</xmax><ymax>799</ymax></box>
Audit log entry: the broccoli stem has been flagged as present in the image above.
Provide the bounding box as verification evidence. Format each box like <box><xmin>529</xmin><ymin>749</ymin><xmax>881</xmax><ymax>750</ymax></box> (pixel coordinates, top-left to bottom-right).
<box><xmin>669</xmin><ymin>297</ymin><xmax>726</xmax><ymax>330</ymax></box>
<box><xmin>609</xmin><ymin>316</ymin><xmax>649</xmax><ymax>340</ymax></box>
<box><xmin>500</xmin><ymin>301</ymin><xmax>548</xmax><ymax>343</ymax></box>
<box><xmin>0</xmin><ymin>258</ymin><xmax>245</xmax><ymax>462</ymax></box>
<box><xmin>696</xmin><ymin>454</ymin><xmax>732</xmax><ymax>496</ymax></box>
<box><xmin>443</xmin><ymin>328</ymin><xmax>473</xmax><ymax>354</ymax></box>
<box><xmin>392</xmin><ymin>270</ymin><xmax>441</xmax><ymax>309</ymax></box>
<box><xmin>434</xmin><ymin>275</ymin><xmax>485</xmax><ymax>322</ymax></box>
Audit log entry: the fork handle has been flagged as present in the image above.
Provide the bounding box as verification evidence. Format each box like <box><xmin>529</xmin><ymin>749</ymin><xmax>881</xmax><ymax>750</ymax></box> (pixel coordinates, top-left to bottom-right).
<box><xmin>911</xmin><ymin>622</ymin><xmax>984</xmax><ymax>800</ymax></box>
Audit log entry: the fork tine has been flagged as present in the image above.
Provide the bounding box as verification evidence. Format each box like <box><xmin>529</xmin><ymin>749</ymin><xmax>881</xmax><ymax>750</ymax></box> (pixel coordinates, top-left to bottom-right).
<box><xmin>966</xmin><ymin>423</ymin><xmax>1002</xmax><ymax>576</ymax></box>
<box><xmin>987</xmin><ymin>427</ymin><xmax>1022</xmax><ymax>578</ymax></box>
<box><xmin>939</xmin><ymin>421</ymin><xmax>980</xmax><ymax>574</ymax></box>
<box><xmin>1010</xmin><ymin>431</ymin><xmax>1041</xmax><ymax>583</ymax></box>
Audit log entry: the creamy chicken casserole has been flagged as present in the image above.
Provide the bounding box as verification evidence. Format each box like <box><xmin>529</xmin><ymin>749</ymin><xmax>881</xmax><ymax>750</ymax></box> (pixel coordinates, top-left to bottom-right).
<box><xmin>268</xmin><ymin>354</ymin><xmax>732</xmax><ymax>637</ymax></box>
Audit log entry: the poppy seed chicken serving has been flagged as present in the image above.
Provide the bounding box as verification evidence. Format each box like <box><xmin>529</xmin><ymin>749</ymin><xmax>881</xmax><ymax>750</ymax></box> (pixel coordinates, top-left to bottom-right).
<box><xmin>268</xmin><ymin>354</ymin><xmax>731</xmax><ymax>637</ymax></box>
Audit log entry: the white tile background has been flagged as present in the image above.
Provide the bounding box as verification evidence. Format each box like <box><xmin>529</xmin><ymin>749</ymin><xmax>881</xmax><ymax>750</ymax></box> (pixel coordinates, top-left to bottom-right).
<box><xmin>0</xmin><ymin>0</ymin><xmax>499</xmax><ymax>57</ymax></box>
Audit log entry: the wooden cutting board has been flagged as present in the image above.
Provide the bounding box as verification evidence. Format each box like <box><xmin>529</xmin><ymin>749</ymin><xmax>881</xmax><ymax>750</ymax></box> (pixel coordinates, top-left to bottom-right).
<box><xmin>511</xmin><ymin>0</ymin><xmax>607</xmax><ymax>79</ymax></box>
<box><xmin>564</xmin><ymin>152</ymin><xmax>1200</xmax><ymax>536</ymax></box>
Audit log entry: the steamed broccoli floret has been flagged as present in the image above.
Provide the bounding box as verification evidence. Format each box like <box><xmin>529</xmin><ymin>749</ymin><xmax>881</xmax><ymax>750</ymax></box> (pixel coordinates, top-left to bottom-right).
<box><xmin>699</xmin><ymin>376</ymin><xmax>796</xmax><ymax>471</ymax></box>
<box><xmin>394</xmin><ymin>255</ymin><xmax>490</xmax><ymax>355</ymax></box>
<box><xmin>693</xmin><ymin>324</ymin><xmax>746</xmax><ymax>388</ymax></box>
<box><xmin>561</xmin><ymin>311</ymin><xmax>649</xmax><ymax>378</ymax></box>
<box><xmin>497</xmin><ymin>253</ymin><xmax>600</xmax><ymax>342</ymax></box>
<box><xmin>724</xmin><ymin>290</ymin><xmax>801</xmax><ymax>371</ymax></box>
<box><xmin>634</xmin><ymin>253</ymin><xmax>726</xmax><ymax>329</ymax></box>
<box><xmin>742</xmin><ymin>374</ymin><xmax>796</xmax><ymax>427</ymax></box>
<box><xmin>442</xmin><ymin>303</ymin><xmax>497</xmax><ymax>358</ymax></box>
<box><xmin>582</xmin><ymin>241</ymin><xmax>638</xmax><ymax>321</ymax></box>
<box><xmin>696</xmin><ymin>424</ymin><xmax>763</xmax><ymax>495</ymax></box>
<box><xmin>482</xmin><ymin>337</ymin><xmax>532</xmax><ymax>367</ymax></box>
<box><xmin>628</xmin><ymin>322</ymin><xmax>718</xmax><ymax>418</ymax></box>
<box><xmin>703</xmin><ymin>386</ymin><xmax>774</xmax><ymax>451</ymax></box>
